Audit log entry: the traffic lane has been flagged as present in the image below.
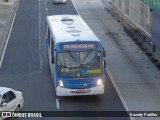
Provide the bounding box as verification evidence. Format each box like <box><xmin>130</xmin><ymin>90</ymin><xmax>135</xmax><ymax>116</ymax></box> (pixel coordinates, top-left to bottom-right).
<box><xmin>58</xmin><ymin>73</ymin><xmax>129</xmax><ymax>111</ymax></box>
<box><xmin>0</xmin><ymin>1</ymin><xmax>129</xmax><ymax>120</ymax></box>
<box><xmin>44</xmin><ymin>0</ymin><xmax>128</xmax><ymax>116</ymax></box>
<box><xmin>46</xmin><ymin>0</ymin><xmax>77</xmax><ymax>15</ymax></box>
<box><xmin>0</xmin><ymin>0</ymin><xmax>57</xmax><ymax>111</ymax></box>
<box><xmin>0</xmin><ymin>72</ymin><xmax>57</xmax><ymax>111</ymax></box>
<box><xmin>39</xmin><ymin>0</ymin><xmax>128</xmax><ymax>114</ymax></box>
<box><xmin>0</xmin><ymin>0</ymin><xmax>40</xmax><ymax>73</ymax></box>
<box><xmin>0</xmin><ymin>74</ymin><xmax>130</xmax><ymax>118</ymax></box>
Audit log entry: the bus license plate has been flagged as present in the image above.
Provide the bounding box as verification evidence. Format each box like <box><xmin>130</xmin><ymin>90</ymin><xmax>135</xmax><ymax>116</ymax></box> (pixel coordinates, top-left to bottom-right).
<box><xmin>76</xmin><ymin>89</ymin><xmax>85</xmax><ymax>93</ymax></box>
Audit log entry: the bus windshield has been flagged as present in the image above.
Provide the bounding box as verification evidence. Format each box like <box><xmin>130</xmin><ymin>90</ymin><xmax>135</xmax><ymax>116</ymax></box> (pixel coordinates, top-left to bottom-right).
<box><xmin>57</xmin><ymin>51</ymin><xmax>102</xmax><ymax>78</ymax></box>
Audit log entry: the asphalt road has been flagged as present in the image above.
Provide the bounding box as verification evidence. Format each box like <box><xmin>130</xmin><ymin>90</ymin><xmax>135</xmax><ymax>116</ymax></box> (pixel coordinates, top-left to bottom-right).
<box><xmin>0</xmin><ymin>0</ymin><xmax>130</xmax><ymax>120</ymax></box>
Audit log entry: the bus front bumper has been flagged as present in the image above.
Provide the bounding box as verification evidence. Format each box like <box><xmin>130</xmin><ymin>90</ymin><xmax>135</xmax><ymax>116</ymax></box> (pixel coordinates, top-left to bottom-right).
<box><xmin>56</xmin><ymin>85</ymin><xmax>104</xmax><ymax>96</ymax></box>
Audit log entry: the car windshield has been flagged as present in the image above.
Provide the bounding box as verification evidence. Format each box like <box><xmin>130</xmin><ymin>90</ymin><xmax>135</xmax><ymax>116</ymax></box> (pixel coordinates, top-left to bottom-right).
<box><xmin>57</xmin><ymin>51</ymin><xmax>102</xmax><ymax>78</ymax></box>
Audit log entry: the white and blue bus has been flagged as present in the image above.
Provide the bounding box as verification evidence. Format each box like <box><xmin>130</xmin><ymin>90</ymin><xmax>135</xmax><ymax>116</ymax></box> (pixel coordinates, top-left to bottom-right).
<box><xmin>45</xmin><ymin>15</ymin><xmax>106</xmax><ymax>96</ymax></box>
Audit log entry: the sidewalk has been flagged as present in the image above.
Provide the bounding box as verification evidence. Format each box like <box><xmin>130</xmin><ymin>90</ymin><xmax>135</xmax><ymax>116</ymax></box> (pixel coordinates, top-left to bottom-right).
<box><xmin>0</xmin><ymin>0</ymin><xmax>19</xmax><ymax>58</ymax></box>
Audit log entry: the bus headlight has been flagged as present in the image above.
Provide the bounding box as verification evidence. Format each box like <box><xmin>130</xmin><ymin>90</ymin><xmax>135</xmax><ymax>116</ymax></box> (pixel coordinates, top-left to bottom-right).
<box><xmin>97</xmin><ymin>79</ymin><xmax>102</xmax><ymax>85</ymax></box>
<box><xmin>59</xmin><ymin>80</ymin><xmax>64</xmax><ymax>87</ymax></box>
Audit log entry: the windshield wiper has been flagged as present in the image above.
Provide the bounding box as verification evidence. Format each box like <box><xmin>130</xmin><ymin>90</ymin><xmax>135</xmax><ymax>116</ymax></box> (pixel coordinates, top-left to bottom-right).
<box><xmin>82</xmin><ymin>50</ymin><xmax>93</xmax><ymax>63</ymax></box>
<box><xmin>66</xmin><ymin>50</ymin><xmax>78</xmax><ymax>63</ymax></box>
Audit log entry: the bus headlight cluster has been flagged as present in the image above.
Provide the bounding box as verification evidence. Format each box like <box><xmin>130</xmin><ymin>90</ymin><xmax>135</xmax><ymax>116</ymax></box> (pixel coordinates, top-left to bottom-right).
<box><xmin>97</xmin><ymin>79</ymin><xmax>102</xmax><ymax>85</ymax></box>
<box><xmin>59</xmin><ymin>80</ymin><xmax>64</xmax><ymax>87</ymax></box>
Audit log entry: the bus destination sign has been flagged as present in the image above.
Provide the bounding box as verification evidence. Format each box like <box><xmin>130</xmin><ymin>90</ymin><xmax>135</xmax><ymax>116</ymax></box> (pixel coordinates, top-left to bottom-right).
<box><xmin>61</xmin><ymin>42</ymin><xmax>97</xmax><ymax>50</ymax></box>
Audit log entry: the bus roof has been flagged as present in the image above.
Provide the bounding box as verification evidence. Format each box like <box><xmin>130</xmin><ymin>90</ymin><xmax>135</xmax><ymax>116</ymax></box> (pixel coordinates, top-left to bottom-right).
<box><xmin>46</xmin><ymin>15</ymin><xmax>100</xmax><ymax>44</ymax></box>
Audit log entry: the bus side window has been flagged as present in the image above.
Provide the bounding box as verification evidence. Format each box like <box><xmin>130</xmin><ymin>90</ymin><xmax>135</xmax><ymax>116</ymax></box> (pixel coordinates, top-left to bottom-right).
<box><xmin>45</xmin><ymin>23</ymin><xmax>48</xmax><ymax>38</ymax></box>
<box><xmin>45</xmin><ymin>24</ymin><xmax>50</xmax><ymax>46</ymax></box>
<box><xmin>51</xmin><ymin>38</ymin><xmax>54</xmax><ymax>56</ymax></box>
<box><xmin>51</xmin><ymin>38</ymin><xmax>54</xmax><ymax>63</ymax></box>
<box><xmin>46</xmin><ymin>25</ymin><xmax>51</xmax><ymax>47</ymax></box>
<box><xmin>48</xmin><ymin>28</ymin><xmax>50</xmax><ymax>47</ymax></box>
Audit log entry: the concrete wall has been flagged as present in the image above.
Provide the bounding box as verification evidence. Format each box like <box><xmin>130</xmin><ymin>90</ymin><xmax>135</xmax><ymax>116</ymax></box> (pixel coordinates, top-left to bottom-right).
<box><xmin>110</xmin><ymin>0</ymin><xmax>151</xmax><ymax>34</ymax></box>
<box><xmin>138</xmin><ymin>1</ymin><xmax>151</xmax><ymax>34</ymax></box>
<box><xmin>151</xmin><ymin>10</ymin><xmax>160</xmax><ymax>63</ymax></box>
<box><xmin>107</xmin><ymin>0</ymin><xmax>160</xmax><ymax>66</ymax></box>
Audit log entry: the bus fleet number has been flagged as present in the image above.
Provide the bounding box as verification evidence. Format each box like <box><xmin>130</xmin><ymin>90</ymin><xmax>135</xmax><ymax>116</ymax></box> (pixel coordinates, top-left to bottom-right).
<box><xmin>60</xmin><ymin>68</ymin><xmax>69</xmax><ymax>72</ymax></box>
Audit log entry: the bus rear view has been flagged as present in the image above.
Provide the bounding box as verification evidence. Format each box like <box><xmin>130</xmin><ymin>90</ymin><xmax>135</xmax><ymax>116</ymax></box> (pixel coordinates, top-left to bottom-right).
<box><xmin>46</xmin><ymin>15</ymin><xmax>106</xmax><ymax>96</ymax></box>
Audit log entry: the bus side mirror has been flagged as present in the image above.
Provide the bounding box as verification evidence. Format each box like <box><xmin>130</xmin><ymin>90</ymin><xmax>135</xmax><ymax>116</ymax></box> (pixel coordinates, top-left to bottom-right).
<box><xmin>103</xmin><ymin>47</ymin><xmax>106</xmax><ymax>57</ymax></box>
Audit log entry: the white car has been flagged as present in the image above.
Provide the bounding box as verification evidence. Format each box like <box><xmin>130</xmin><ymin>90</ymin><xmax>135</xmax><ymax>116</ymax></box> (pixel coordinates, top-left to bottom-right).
<box><xmin>53</xmin><ymin>0</ymin><xmax>67</xmax><ymax>4</ymax></box>
<box><xmin>0</xmin><ymin>87</ymin><xmax>24</xmax><ymax>113</ymax></box>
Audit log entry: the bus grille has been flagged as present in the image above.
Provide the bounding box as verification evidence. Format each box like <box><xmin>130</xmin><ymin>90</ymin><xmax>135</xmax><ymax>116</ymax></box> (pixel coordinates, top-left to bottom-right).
<box><xmin>67</xmin><ymin>79</ymin><xmax>93</xmax><ymax>84</ymax></box>
<box><xmin>67</xmin><ymin>79</ymin><xmax>96</xmax><ymax>89</ymax></box>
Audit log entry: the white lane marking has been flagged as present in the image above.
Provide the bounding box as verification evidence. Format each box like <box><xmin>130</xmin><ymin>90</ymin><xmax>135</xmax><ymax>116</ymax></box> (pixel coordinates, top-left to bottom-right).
<box><xmin>106</xmin><ymin>67</ymin><xmax>134</xmax><ymax>120</ymax></box>
<box><xmin>71</xmin><ymin>0</ymin><xmax>80</xmax><ymax>15</ymax></box>
<box><xmin>39</xmin><ymin>0</ymin><xmax>43</xmax><ymax>71</ymax></box>
<box><xmin>0</xmin><ymin>1</ymin><xmax>19</xmax><ymax>69</ymax></box>
<box><xmin>46</xmin><ymin>8</ymin><xmax>48</xmax><ymax>11</ymax></box>
<box><xmin>56</xmin><ymin>99</ymin><xmax>60</xmax><ymax>109</ymax></box>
